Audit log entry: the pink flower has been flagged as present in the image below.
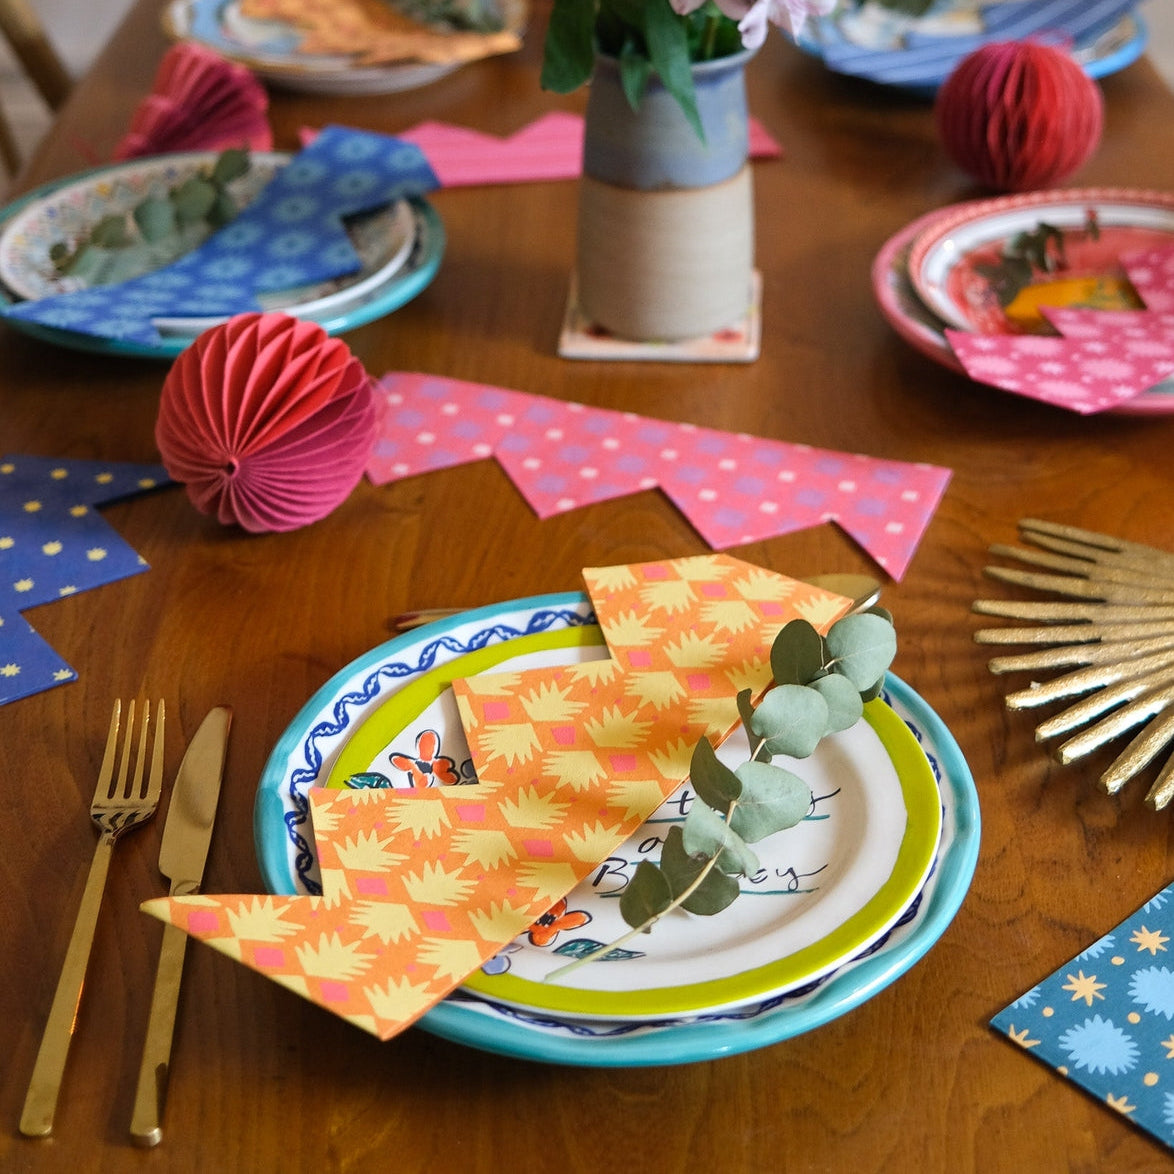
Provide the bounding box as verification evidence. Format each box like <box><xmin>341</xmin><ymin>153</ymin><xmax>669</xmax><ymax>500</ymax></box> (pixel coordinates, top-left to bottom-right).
<box><xmin>671</xmin><ymin>0</ymin><xmax>835</xmax><ymax>49</ymax></box>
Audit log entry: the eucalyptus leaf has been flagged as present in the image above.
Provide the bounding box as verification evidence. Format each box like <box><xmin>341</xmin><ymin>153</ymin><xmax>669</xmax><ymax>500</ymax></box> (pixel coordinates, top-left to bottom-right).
<box><xmin>89</xmin><ymin>214</ymin><xmax>131</xmax><ymax>248</ymax></box>
<box><xmin>102</xmin><ymin>244</ymin><xmax>174</xmax><ymax>286</ymax></box>
<box><xmin>173</xmin><ymin>176</ymin><xmax>217</xmax><ymax>225</ymax></box>
<box><xmin>207</xmin><ymin>189</ymin><xmax>238</xmax><ymax>229</ymax></box>
<box><xmin>395</xmin><ymin>0</ymin><xmax>508</xmax><ymax>31</ymax></box>
<box><xmin>682</xmin><ymin>802</ymin><xmax>760</xmax><ymax>878</ymax></box>
<box><xmin>133</xmin><ymin>195</ymin><xmax>177</xmax><ymax>243</ymax></box>
<box><xmin>50</xmin><ymin>148</ymin><xmax>251</xmax><ymax>285</ymax></box>
<box><xmin>809</xmin><ymin>671</ymin><xmax>864</xmax><ymax>733</ymax></box>
<box><xmin>211</xmin><ymin>147</ymin><xmax>249</xmax><ymax>186</ymax></box>
<box><xmin>688</xmin><ymin>735</ymin><xmax>741</xmax><ymax>814</ymax></box>
<box><xmin>618</xmin><ymin>858</ymin><xmax>674</xmax><ymax>928</ymax></box>
<box><xmin>61</xmin><ymin>244</ymin><xmax>106</xmax><ymax>282</ymax></box>
<box><xmin>680</xmin><ymin>863</ymin><xmax>740</xmax><ymax>915</ymax></box>
<box><xmin>658</xmin><ymin>824</ymin><xmax>706</xmax><ymax>894</ymax></box>
<box><xmin>737</xmin><ymin>686</ymin><xmax>771</xmax><ymax>761</ymax></box>
<box><xmin>658</xmin><ymin>825</ymin><xmax>741</xmax><ymax>914</ymax></box>
<box><xmin>730</xmin><ymin>761</ymin><xmax>811</xmax><ymax>842</ymax></box>
<box><xmin>749</xmin><ymin>682</ymin><xmax>829</xmax><ymax>758</ymax></box>
<box><xmin>770</xmin><ymin>618</ymin><xmax>825</xmax><ymax>686</ymax></box>
<box><xmin>824</xmin><ymin>612</ymin><xmax>897</xmax><ymax>692</ymax></box>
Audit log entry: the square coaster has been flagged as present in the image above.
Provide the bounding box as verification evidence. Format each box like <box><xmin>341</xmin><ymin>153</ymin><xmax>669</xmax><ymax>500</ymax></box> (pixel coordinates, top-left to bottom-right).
<box><xmin>558</xmin><ymin>271</ymin><xmax>762</xmax><ymax>363</ymax></box>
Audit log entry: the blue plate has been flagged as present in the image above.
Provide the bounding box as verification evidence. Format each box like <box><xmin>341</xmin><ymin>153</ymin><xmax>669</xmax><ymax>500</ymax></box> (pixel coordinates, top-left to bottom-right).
<box><xmin>796</xmin><ymin>5</ymin><xmax>1147</xmax><ymax>96</ymax></box>
<box><xmin>0</xmin><ymin>163</ymin><xmax>444</xmax><ymax>359</ymax></box>
<box><xmin>253</xmin><ymin>593</ymin><xmax>980</xmax><ymax>1066</ymax></box>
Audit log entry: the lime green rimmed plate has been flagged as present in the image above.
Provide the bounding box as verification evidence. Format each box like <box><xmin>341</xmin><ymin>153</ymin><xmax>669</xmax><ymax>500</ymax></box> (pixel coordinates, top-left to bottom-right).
<box><xmin>257</xmin><ymin>594</ymin><xmax>942</xmax><ymax>1022</ymax></box>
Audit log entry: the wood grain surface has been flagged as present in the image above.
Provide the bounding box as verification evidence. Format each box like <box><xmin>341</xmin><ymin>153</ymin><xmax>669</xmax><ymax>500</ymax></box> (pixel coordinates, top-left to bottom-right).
<box><xmin>4</xmin><ymin>3</ymin><xmax>1174</xmax><ymax>1170</ymax></box>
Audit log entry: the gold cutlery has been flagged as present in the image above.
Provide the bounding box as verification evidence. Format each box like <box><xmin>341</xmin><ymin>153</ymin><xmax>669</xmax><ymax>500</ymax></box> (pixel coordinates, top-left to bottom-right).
<box><xmin>388</xmin><ymin>573</ymin><xmax>885</xmax><ymax>632</ymax></box>
<box><xmin>975</xmin><ymin>520</ymin><xmax>1174</xmax><ymax>809</ymax></box>
<box><xmin>21</xmin><ymin>699</ymin><xmax>165</xmax><ymax>1138</ymax></box>
<box><xmin>130</xmin><ymin>706</ymin><xmax>232</xmax><ymax>1147</ymax></box>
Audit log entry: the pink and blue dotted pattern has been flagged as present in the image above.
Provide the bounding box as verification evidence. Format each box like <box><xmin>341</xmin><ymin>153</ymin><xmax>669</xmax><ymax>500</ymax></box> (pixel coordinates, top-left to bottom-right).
<box><xmin>367</xmin><ymin>373</ymin><xmax>952</xmax><ymax>579</ymax></box>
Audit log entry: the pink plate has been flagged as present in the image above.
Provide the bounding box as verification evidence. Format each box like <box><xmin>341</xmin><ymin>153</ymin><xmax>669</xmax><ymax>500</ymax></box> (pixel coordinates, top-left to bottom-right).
<box><xmin>907</xmin><ymin>187</ymin><xmax>1174</xmax><ymax>334</ymax></box>
<box><xmin>871</xmin><ymin>201</ymin><xmax>1174</xmax><ymax>417</ymax></box>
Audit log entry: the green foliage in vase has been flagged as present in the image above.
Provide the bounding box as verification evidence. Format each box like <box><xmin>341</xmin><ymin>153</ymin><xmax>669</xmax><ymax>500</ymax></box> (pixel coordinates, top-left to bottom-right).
<box><xmin>541</xmin><ymin>0</ymin><xmax>834</xmax><ymax>139</ymax></box>
<box><xmin>49</xmin><ymin>148</ymin><xmax>250</xmax><ymax>289</ymax></box>
<box><xmin>545</xmin><ymin>605</ymin><xmax>897</xmax><ymax>981</ymax></box>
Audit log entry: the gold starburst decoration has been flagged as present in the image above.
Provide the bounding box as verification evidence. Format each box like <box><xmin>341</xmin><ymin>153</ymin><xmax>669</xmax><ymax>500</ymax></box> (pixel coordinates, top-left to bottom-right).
<box><xmin>974</xmin><ymin>518</ymin><xmax>1174</xmax><ymax>809</ymax></box>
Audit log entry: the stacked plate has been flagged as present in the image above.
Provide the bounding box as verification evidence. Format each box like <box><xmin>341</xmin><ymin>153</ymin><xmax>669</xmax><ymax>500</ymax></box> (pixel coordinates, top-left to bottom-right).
<box><xmin>164</xmin><ymin>0</ymin><xmax>526</xmax><ymax>96</ymax></box>
<box><xmin>795</xmin><ymin>0</ymin><xmax>1146</xmax><ymax>94</ymax></box>
<box><xmin>0</xmin><ymin>151</ymin><xmax>444</xmax><ymax>359</ymax></box>
<box><xmin>873</xmin><ymin>187</ymin><xmax>1174</xmax><ymax>417</ymax></box>
<box><xmin>253</xmin><ymin>593</ymin><xmax>980</xmax><ymax>1066</ymax></box>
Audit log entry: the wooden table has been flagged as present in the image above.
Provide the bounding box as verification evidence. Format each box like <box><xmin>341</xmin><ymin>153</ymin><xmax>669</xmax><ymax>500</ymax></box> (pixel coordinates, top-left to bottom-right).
<box><xmin>4</xmin><ymin>3</ymin><xmax>1174</xmax><ymax>1170</ymax></box>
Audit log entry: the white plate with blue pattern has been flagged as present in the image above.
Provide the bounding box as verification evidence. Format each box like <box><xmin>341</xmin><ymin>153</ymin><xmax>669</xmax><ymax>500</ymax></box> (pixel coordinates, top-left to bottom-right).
<box><xmin>252</xmin><ymin>593</ymin><xmax>980</xmax><ymax>1064</ymax></box>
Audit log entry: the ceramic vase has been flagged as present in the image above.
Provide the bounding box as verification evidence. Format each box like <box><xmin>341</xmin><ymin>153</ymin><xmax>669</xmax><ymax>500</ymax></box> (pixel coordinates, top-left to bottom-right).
<box><xmin>576</xmin><ymin>47</ymin><xmax>755</xmax><ymax>342</ymax></box>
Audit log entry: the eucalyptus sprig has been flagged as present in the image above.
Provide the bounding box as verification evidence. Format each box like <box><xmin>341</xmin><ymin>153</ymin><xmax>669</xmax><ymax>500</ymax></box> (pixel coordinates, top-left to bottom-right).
<box><xmin>387</xmin><ymin>0</ymin><xmax>508</xmax><ymax>31</ymax></box>
<box><xmin>545</xmin><ymin>605</ymin><xmax>897</xmax><ymax>982</ymax></box>
<box><xmin>49</xmin><ymin>148</ymin><xmax>251</xmax><ymax>289</ymax></box>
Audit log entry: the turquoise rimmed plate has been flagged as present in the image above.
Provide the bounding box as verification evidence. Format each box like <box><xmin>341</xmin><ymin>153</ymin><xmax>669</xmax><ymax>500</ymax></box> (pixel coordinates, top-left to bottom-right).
<box><xmin>253</xmin><ymin>593</ymin><xmax>976</xmax><ymax>1061</ymax></box>
<box><xmin>0</xmin><ymin>159</ymin><xmax>443</xmax><ymax>359</ymax></box>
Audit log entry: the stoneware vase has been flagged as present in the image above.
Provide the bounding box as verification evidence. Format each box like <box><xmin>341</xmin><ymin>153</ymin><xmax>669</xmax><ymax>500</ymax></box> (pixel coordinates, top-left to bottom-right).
<box><xmin>576</xmin><ymin>47</ymin><xmax>755</xmax><ymax>341</ymax></box>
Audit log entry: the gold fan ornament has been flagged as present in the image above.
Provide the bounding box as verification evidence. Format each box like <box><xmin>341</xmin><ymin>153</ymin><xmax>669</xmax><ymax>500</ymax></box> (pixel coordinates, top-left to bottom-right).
<box><xmin>973</xmin><ymin>518</ymin><xmax>1174</xmax><ymax>809</ymax></box>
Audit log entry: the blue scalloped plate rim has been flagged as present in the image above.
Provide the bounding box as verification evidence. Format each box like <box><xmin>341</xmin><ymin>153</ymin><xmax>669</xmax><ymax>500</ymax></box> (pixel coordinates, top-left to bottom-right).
<box><xmin>253</xmin><ymin>591</ymin><xmax>981</xmax><ymax>1067</ymax></box>
<box><xmin>0</xmin><ymin>161</ymin><xmax>444</xmax><ymax>359</ymax></box>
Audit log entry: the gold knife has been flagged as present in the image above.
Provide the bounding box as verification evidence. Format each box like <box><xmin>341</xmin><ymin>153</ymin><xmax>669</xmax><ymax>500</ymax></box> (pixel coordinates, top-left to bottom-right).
<box><xmin>130</xmin><ymin>706</ymin><xmax>231</xmax><ymax>1147</ymax></box>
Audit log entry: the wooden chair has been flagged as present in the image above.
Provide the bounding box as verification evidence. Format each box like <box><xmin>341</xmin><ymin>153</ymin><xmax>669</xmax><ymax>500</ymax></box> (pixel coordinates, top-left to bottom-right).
<box><xmin>0</xmin><ymin>0</ymin><xmax>73</xmax><ymax>174</ymax></box>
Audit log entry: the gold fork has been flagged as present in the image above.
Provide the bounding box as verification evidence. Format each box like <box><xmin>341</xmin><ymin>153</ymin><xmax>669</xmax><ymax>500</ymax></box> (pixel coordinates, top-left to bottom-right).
<box><xmin>20</xmin><ymin>698</ymin><xmax>165</xmax><ymax>1138</ymax></box>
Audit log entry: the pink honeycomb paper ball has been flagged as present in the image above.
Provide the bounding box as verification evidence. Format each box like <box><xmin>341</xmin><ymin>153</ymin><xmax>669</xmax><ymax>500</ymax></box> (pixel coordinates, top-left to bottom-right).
<box><xmin>156</xmin><ymin>312</ymin><xmax>377</xmax><ymax>532</ymax></box>
<box><xmin>935</xmin><ymin>41</ymin><xmax>1103</xmax><ymax>193</ymax></box>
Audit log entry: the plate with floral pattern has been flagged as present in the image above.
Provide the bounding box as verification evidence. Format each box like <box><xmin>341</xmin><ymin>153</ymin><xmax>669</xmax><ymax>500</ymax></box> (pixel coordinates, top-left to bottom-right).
<box><xmin>0</xmin><ymin>166</ymin><xmax>444</xmax><ymax>359</ymax></box>
<box><xmin>429</xmin><ymin>673</ymin><xmax>978</xmax><ymax>1066</ymax></box>
<box><xmin>254</xmin><ymin>593</ymin><xmax>943</xmax><ymax>1023</ymax></box>
<box><xmin>0</xmin><ymin>153</ymin><xmax>417</xmax><ymax>333</ymax></box>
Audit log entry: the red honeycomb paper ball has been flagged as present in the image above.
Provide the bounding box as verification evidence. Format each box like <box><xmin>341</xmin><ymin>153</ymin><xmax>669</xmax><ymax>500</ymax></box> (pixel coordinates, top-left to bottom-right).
<box><xmin>935</xmin><ymin>41</ymin><xmax>1103</xmax><ymax>192</ymax></box>
<box><xmin>156</xmin><ymin>312</ymin><xmax>377</xmax><ymax>532</ymax></box>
